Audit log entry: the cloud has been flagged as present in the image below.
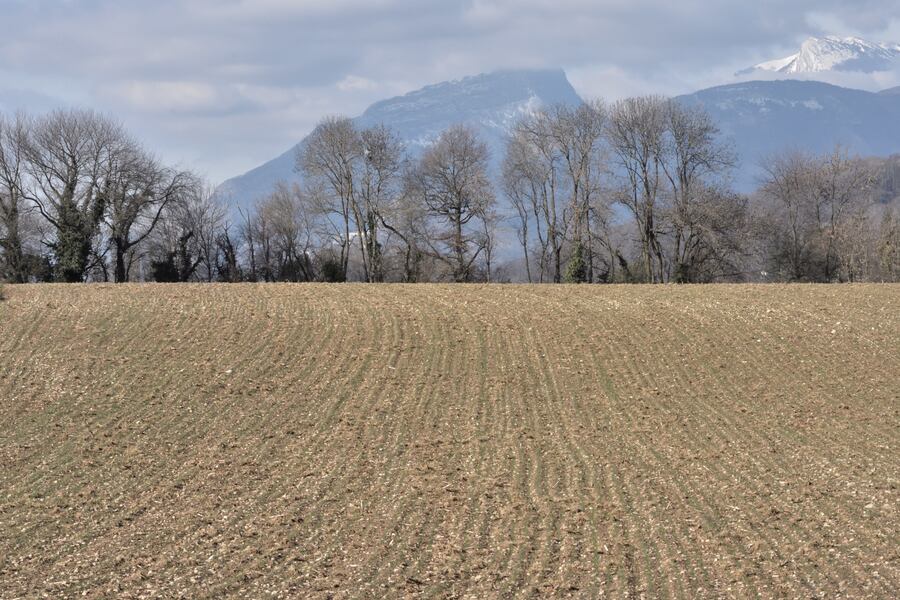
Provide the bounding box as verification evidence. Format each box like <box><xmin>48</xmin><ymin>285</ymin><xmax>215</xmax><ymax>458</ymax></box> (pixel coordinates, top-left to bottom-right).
<box><xmin>1</xmin><ymin>0</ymin><xmax>898</xmax><ymax>181</ymax></box>
<box><xmin>336</xmin><ymin>75</ymin><xmax>380</xmax><ymax>92</ymax></box>
<box><xmin>105</xmin><ymin>81</ymin><xmax>225</xmax><ymax>113</ymax></box>
<box><xmin>732</xmin><ymin>67</ymin><xmax>900</xmax><ymax>94</ymax></box>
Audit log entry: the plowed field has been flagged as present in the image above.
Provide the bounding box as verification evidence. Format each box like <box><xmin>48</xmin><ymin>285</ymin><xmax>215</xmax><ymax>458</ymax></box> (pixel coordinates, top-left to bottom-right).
<box><xmin>1</xmin><ymin>284</ymin><xmax>897</xmax><ymax>598</ymax></box>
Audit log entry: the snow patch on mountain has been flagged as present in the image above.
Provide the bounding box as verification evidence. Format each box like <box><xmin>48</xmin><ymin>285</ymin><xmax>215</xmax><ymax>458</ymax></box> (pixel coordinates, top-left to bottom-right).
<box><xmin>753</xmin><ymin>54</ymin><xmax>801</xmax><ymax>73</ymax></box>
<box><xmin>741</xmin><ymin>36</ymin><xmax>900</xmax><ymax>76</ymax></box>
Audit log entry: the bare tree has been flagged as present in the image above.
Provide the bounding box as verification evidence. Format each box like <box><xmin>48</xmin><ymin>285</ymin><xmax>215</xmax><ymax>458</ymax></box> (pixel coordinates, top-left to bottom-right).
<box><xmin>672</xmin><ymin>185</ymin><xmax>749</xmax><ymax>282</ymax></box>
<box><xmin>357</xmin><ymin>125</ymin><xmax>405</xmax><ymax>282</ymax></box>
<box><xmin>548</xmin><ymin>102</ymin><xmax>607</xmax><ymax>281</ymax></box>
<box><xmin>149</xmin><ymin>181</ymin><xmax>224</xmax><ymax>282</ymax></box>
<box><xmin>760</xmin><ymin>147</ymin><xmax>876</xmax><ymax>282</ymax></box>
<box><xmin>20</xmin><ymin>109</ymin><xmax>128</xmax><ymax>282</ymax></box>
<box><xmin>215</xmin><ymin>226</ymin><xmax>243</xmax><ymax>283</ymax></box>
<box><xmin>102</xmin><ymin>145</ymin><xmax>197</xmax><ymax>282</ymax></box>
<box><xmin>408</xmin><ymin>125</ymin><xmax>495</xmax><ymax>282</ymax></box>
<box><xmin>505</xmin><ymin>102</ymin><xmax>621</xmax><ymax>283</ymax></box>
<box><xmin>759</xmin><ymin>151</ymin><xmax>818</xmax><ymax>280</ymax></box>
<box><xmin>607</xmin><ymin>96</ymin><xmax>669</xmax><ymax>282</ymax></box>
<box><xmin>815</xmin><ymin>147</ymin><xmax>877</xmax><ymax>281</ymax></box>
<box><xmin>240</xmin><ymin>200</ymin><xmax>274</xmax><ymax>282</ymax></box>
<box><xmin>660</xmin><ymin>102</ymin><xmax>743</xmax><ymax>282</ymax></box>
<box><xmin>383</xmin><ymin>178</ymin><xmax>431</xmax><ymax>282</ymax></box>
<box><xmin>478</xmin><ymin>204</ymin><xmax>500</xmax><ymax>282</ymax></box>
<box><xmin>505</xmin><ymin>111</ymin><xmax>568</xmax><ymax>282</ymax></box>
<box><xmin>877</xmin><ymin>208</ymin><xmax>900</xmax><ymax>281</ymax></box>
<box><xmin>298</xmin><ymin>118</ymin><xmax>406</xmax><ymax>282</ymax></box>
<box><xmin>259</xmin><ymin>182</ymin><xmax>316</xmax><ymax>281</ymax></box>
<box><xmin>298</xmin><ymin>117</ymin><xmax>360</xmax><ymax>281</ymax></box>
<box><xmin>503</xmin><ymin>128</ymin><xmax>545</xmax><ymax>282</ymax></box>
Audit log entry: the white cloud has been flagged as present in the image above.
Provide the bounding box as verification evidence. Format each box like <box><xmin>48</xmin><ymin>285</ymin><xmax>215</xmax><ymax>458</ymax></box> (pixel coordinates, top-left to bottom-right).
<box><xmin>105</xmin><ymin>81</ymin><xmax>223</xmax><ymax>112</ymax></box>
<box><xmin>336</xmin><ymin>75</ymin><xmax>379</xmax><ymax>92</ymax></box>
<box><xmin>2</xmin><ymin>0</ymin><xmax>899</xmax><ymax>182</ymax></box>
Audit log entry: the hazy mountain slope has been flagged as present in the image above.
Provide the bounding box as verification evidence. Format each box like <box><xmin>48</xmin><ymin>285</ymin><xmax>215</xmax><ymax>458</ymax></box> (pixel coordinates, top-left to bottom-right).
<box><xmin>219</xmin><ymin>70</ymin><xmax>900</xmax><ymax>202</ymax></box>
<box><xmin>678</xmin><ymin>80</ymin><xmax>900</xmax><ymax>189</ymax></box>
<box><xmin>215</xmin><ymin>69</ymin><xmax>582</xmax><ymax>210</ymax></box>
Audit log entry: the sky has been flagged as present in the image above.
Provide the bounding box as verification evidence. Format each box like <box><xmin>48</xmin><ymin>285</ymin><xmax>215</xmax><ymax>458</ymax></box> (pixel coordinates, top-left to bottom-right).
<box><xmin>1</xmin><ymin>0</ymin><xmax>898</xmax><ymax>183</ymax></box>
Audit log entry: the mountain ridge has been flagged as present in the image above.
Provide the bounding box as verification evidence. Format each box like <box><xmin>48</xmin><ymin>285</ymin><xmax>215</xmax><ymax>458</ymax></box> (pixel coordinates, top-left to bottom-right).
<box><xmin>677</xmin><ymin>79</ymin><xmax>900</xmax><ymax>189</ymax></box>
<box><xmin>215</xmin><ymin>69</ymin><xmax>581</xmax><ymax>211</ymax></box>
<box><xmin>217</xmin><ymin>68</ymin><xmax>900</xmax><ymax>205</ymax></box>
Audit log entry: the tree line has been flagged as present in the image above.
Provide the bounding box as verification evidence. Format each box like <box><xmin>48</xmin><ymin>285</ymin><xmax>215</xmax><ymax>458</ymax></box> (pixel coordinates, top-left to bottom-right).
<box><xmin>1</xmin><ymin>103</ymin><xmax>899</xmax><ymax>284</ymax></box>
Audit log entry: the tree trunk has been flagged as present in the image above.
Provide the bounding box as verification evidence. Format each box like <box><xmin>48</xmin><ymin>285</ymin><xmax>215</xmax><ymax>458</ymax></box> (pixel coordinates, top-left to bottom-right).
<box><xmin>1</xmin><ymin>207</ymin><xmax>25</xmax><ymax>283</ymax></box>
<box><xmin>454</xmin><ymin>206</ymin><xmax>466</xmax><ymax>282</ymax></box>
<box><xmin>114</xmin><ymin>238</ymin><xmax>128</xmax><ymax>283</ymax></box>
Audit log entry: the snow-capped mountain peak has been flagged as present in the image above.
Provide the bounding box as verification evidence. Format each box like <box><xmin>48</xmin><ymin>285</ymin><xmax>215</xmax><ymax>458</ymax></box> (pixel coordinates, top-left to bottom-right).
<box><xmin>741</xmin><ymin>36</ymin><xmax>900</xmax><ymax>75</ymax></box>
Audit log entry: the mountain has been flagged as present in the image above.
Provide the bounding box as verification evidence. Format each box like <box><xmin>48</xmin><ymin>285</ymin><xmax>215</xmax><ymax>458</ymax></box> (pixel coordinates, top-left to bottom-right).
<box><xmin>740</xmin><ymin>36</ymin><xmax>900</xmax><ymax>75</ymax></box>
<box><xmin>215</xmin><ymin>69</ymin><xmax>582</xmax><ymax>209</ymax></box>
<box><xmin>219</xmin><ymin>69</ymin><xmax>900</xmax><ymax>203</ymax></box>
<box><xmin>678</xmin><ymin>80</ymin><xmax>900</xmax><ymax>189</ymax></box>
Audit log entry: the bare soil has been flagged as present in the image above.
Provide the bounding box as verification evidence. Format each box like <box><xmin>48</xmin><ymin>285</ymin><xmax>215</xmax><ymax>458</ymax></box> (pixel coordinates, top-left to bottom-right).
<box><xmin>0</xmin><ymin>284</ymin><xmax>897</xmax><ymax>598</ymax></box>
